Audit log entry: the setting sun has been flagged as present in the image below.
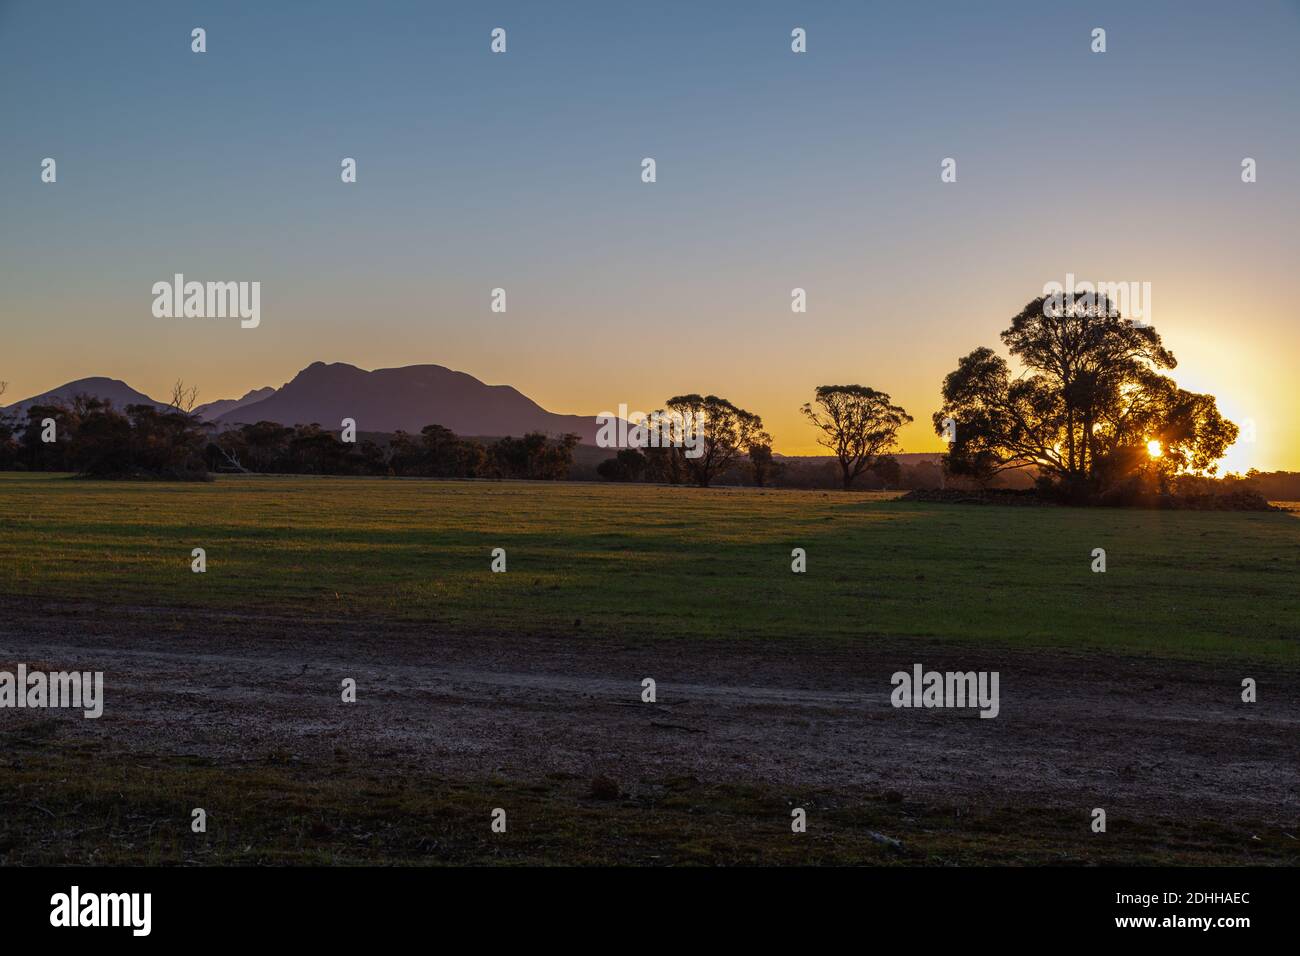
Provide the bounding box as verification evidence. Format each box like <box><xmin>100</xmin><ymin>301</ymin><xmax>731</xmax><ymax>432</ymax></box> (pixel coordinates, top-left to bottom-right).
<box><xmin>1147</xmin><ymin>439</ymin><xmax>1164</xmax><ymax>459</ymax></box>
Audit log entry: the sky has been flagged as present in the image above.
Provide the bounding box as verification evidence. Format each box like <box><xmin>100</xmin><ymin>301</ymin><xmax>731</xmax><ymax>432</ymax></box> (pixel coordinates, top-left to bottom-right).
<box><xmin>1</xmin><ymin>0</ymin><xmax>1297</xmax><ymax>470</ymax></box>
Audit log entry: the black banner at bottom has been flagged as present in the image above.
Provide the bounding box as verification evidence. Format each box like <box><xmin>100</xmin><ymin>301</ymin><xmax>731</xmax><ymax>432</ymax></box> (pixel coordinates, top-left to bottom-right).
<box><xmin>0</xmin><ymin>865</ymin><xmax>1286</xmax><ymax>942</ymax></box>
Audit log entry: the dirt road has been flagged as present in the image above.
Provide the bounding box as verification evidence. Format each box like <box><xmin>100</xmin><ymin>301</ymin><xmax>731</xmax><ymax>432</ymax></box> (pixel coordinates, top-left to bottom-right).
<box><xmin>1</xmin><ymin>599</ymin><xmax>1296</xmax><ymax>828</ymax></box>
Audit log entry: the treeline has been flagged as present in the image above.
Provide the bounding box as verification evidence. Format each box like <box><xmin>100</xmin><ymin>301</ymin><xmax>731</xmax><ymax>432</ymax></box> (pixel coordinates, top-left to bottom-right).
<box><xmin>0</xmin><ymin>397</ymin><xmax>580</xmax><ymax>481</ymax></box>
<box><xmin>593</xmin><ymin>292</ymin><xmax>1259</xmax><ymax>503</ymax></box>
<box><xmin>1176</xmin><ymin>469</ymin><xmax>1300</xmax><ymax>502</ymax></box>
<box><xmin>775</xmin><ymin>456</ymin><xmax>1035</xmax><ymax>491</ymax></box>
<box><xmin>214</xmin><ymin>422</ymin><xmax>579</xmax><ymax>480</ymax></box>
<box><xmin>594</xmin><ymin>448</ymin><xmax>1014</xmax><ymax>492</ymax></box>
<box><xmin>593</xmin><ymin>387</ymin><xmax>914</xmax><ymax>490</ymax></box>
<box><xmin>0</xmin><ymin>396</ymin><xmax>210</xmax><ymax>480</ymax></box>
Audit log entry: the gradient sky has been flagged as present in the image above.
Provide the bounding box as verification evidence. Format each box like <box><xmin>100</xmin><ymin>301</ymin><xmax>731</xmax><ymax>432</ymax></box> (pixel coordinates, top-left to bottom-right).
<box><xmin>2</xmin><ymin>1</ymin><xmax>1297</xmax><ymax>470</ymax></box>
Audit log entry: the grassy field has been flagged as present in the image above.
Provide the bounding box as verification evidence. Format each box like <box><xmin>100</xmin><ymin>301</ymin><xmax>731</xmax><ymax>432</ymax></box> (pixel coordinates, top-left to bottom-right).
<box><xmin>3</xmin><ymin>473</ymin><xmax>1297</xmax><ymax>867</ymax></box>
<box><xmin>1</xmin><ymin>472</ymin><xmax>1297</xmax><ymax>663</ymax></box>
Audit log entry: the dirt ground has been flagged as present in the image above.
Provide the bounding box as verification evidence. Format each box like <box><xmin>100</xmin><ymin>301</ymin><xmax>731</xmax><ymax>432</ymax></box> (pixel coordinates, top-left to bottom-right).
<box><xmin>1</xmin><ymin>598</ymin><xmax>1295</xmax><ymax>834</ymax></box>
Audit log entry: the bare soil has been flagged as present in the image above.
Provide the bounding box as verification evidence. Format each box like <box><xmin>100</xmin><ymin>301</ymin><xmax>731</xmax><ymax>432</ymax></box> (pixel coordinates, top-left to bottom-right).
<box><xmin>1</xmin><ymin>598</ymin><xmax>1295</xmax><ymax>832</ymax></box>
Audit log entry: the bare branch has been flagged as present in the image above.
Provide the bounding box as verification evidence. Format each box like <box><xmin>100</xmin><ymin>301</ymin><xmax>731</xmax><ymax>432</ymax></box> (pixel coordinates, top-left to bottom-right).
<box><xmin>169</xmin><ymin>378</ymin><xmax>199</xmax><ymax>414</ymax></box>
<box><xmin>216</xmin><ymin>445</ymin><xmax>250</xmax><ymax>473</ymax></box>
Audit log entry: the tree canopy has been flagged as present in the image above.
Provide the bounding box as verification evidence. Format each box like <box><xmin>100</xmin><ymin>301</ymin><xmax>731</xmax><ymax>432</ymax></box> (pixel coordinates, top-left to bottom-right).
<box><xmin>934</xmin><ymin>292</ymin><xmax>1238</xmax><ymax>495</ymax></box>
<box><xmin>801</xmin><ymin>385</ymin><xmax>912</xmax><ymax>490</ymax></box>
<box><xmin>663</xmin><ymin>394</ymin><xmax>770</xmax><ymax>488</ymax></box>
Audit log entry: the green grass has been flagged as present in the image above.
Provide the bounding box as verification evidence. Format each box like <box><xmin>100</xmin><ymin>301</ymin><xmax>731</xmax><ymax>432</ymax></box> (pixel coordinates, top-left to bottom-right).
<box><xmin>1</xmin><ymin>472</ymin><xmax>1297</xmax><ymax>663</ymax></box>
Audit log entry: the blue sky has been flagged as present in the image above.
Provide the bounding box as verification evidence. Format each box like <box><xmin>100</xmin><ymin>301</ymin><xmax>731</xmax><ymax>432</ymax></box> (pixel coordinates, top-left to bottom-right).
<box><xmin>1</xmin><ymin>0</ymin><xmax>1297</xmax><ymax>466</ymax></box>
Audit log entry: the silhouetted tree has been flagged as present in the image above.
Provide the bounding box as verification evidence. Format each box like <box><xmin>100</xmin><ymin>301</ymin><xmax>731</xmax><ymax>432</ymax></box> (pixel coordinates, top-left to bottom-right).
<box><xmin>488</xmin><ymin>432</ymin><xmax>579</xmax><ymax>480</ymax></box>
<box><xmin>748</xmin><ymin>442</ymin><xmax>777</xmax><ymax>487</ymax></box>
<box><xmin>226</xmin><ymin>421</ymin><xmax>294</xmax><ymax>473</ymax></box>
<box><xmin>6</xmin><ymin>394</ymin><xmax>208</xmax><ymax>479</ymax></box>
<box><xmin>169</xmin><ymin>379</ymin><xmax>199</xmax><ymax>414</ymax></box>
<box><xmin>642</xmin><ymin>442</ymin><xmax>686</xmax><ymax>484</ymax></box>
<box><xmin>386</xmin><ymin>430</ymin><xmax>424</xmax><ymax>475</ymax></box>
<box><xmin>801</xmin><ymin>385</ymin><xmax>912</xmax><ymax>490</ymax></box>
<box><xmin>934</xmin><ymin>293</ymin><xmax>1237</xmax><ymax>497</ymax></box>
<box><xmin>869</xmin><ymin>454</ymin><xmax>902</xmax><ymax>489</ymax></box>
<box><xmin>70</xmin><ymin>401</ymin><xmax>134</xmax><ymax>475</ymax></box>
<box><xmin>597</xmin><ymin>448</ymin><xmax>648</xmax><ymax>482</ymax></box>
<box><xmin>122</xmin><ymin>403</ymin><xmax>208</xmax><ymax>478</ymax></box>
<box><xmin>663</xmin><ymin>394</ymin><xmax>770</xmax><ymax>488</ymax></box>
<box><xmin>288</xmin><ymin>424</ymin><xmax>355</xmax><ymax>474</ymax></box>
<box><xmin>421</xmin><ymin>424</ymin><xmax>485</xmax><ymax>477</ymax></box>
<box><xmin>0</xmin><ymin>382</ymin><xmax>19</xmax><ymax>469</ymax></box>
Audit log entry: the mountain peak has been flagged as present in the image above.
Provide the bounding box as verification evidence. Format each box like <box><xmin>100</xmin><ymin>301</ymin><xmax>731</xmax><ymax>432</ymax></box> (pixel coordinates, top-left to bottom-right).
<box><xmin>4</xmin><ymin>363</ymin><xmax>602</xmax><ymax>443</ymax></box>
<box><xmin>193</xmin><ymin>386</ymin><xmax>277</xmax><ymax>422</ymax></box>
<box><xmin>2</xmin><ymin>377</ymin><xmax>168</xmax><ymax>414</ymax></box>
<box><xmin>218</xmin><ymin>362</ymin><xmax>598</xmax><ymax>440</ymax></box>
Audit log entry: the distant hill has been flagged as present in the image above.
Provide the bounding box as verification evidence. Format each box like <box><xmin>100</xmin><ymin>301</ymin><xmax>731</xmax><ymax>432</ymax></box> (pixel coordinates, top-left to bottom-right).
<box><xmin>193</xmin><ymin>387</ymin><xmax>276</xmax><ymax>422</ymax></box>
<box><xmin>216</xmin><ymin>362</ymin><xmax>602</xmax><ymax>442</ymax></box>
<box><xmin>1</xmin><ymin>377</ymin><xmax>170</xmax><ymax>416</ymax></box>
